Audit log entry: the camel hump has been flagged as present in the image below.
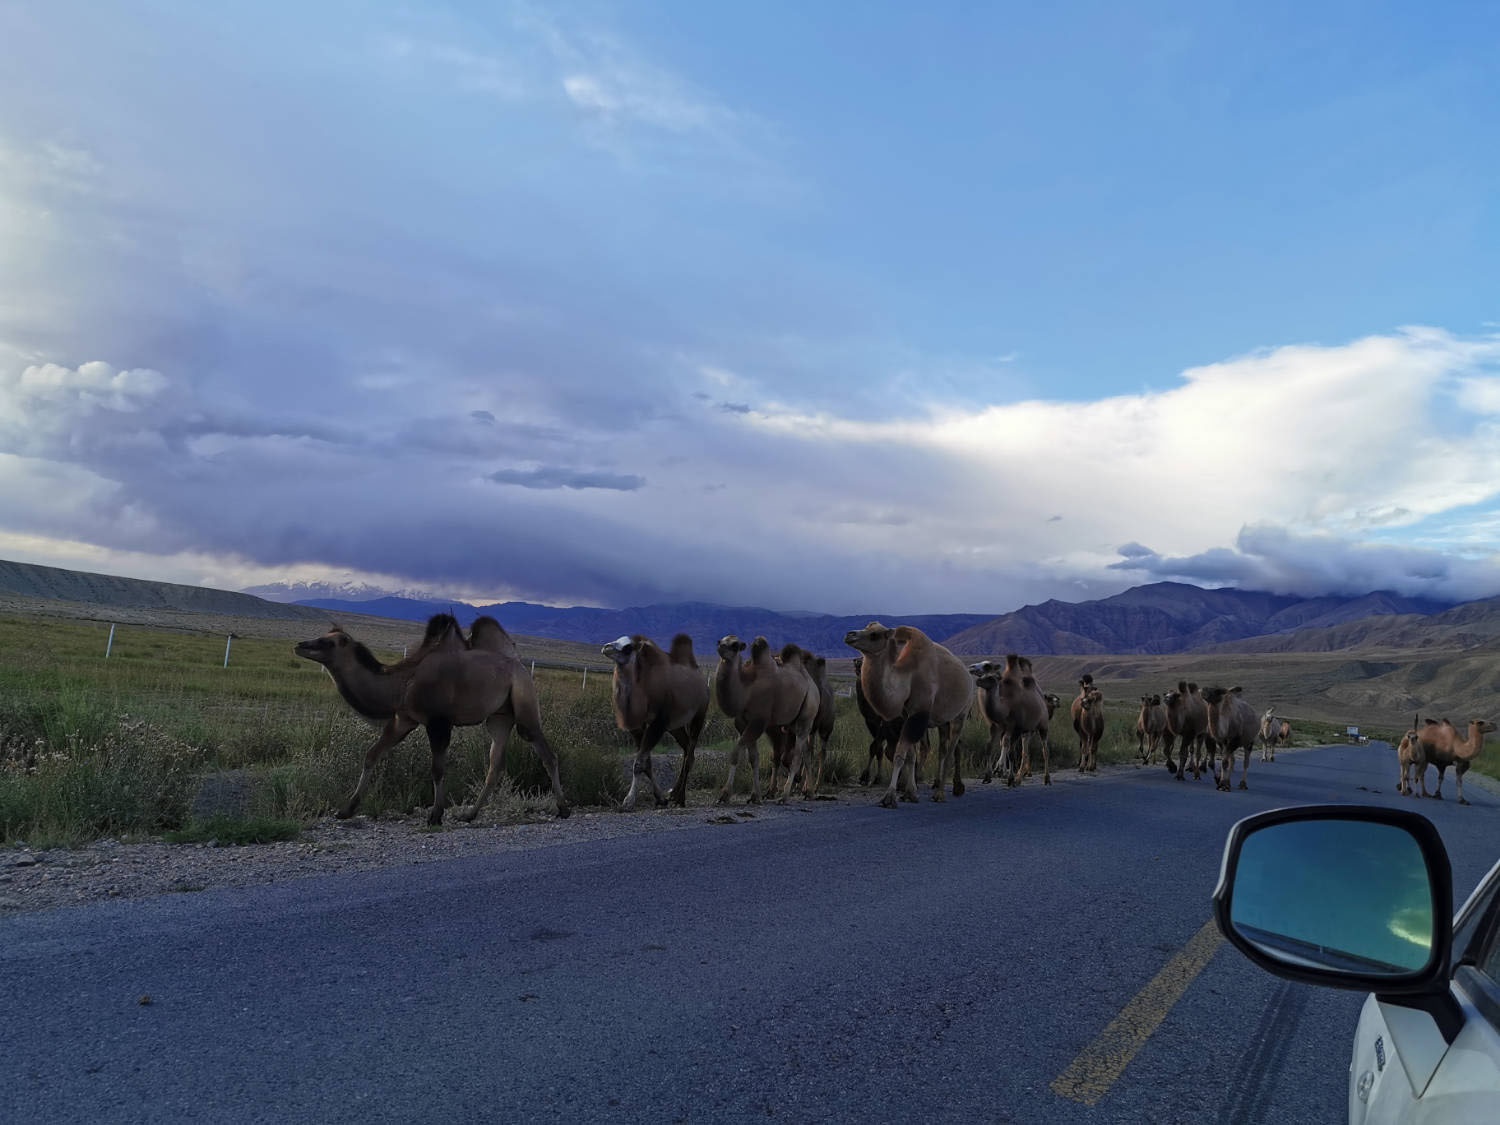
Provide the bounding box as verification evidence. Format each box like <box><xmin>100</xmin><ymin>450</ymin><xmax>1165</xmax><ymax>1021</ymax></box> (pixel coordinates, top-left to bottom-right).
<box><xmin>469</xmin><ymin>615</ymin><xmax>518</xmax><ymax>658</ymax></box>
<box><xmin>750</xmin><ymin>636</ymin><xmax>775</xmax><ymax>664</ymax></box>
<box><xmin>891</xmin><ymin>625</ymin><xmax>931</xmax><ymax>669</ymax></box>
<box><xmin>1177</xmin><ymin>680</ymin><xmax>1188</xmax><ymax>693</ymax></box>
<box><xmin>421</xmin><ymin>613</ymin><xmax>463</xmax><ymax>646</ymax></box>
<box><xmin>668</xmin><ymin>633</ymin><xmax>698</xmax><ymax>668</ymax></box>
<box><xmin>778</xmin><ymin>642</ymin><xmax>807</xmax><ymax>667</ymax></box>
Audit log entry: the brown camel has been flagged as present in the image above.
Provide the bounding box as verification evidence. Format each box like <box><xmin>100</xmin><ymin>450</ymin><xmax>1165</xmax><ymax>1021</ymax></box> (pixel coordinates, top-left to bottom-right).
<box><xmin>1135</xmin><ymin>694</ymin><xmax>1166</xmax><ymax>765</ymax></box>
<box><xmin>1416</xmin><ymin>717</ymin><xmax>1496</xmax><ymax>805</ymax></box>
<box><xmin>1163</xmin><ymin>681</ymin><xmax>1210</xmax><ymax>781</ymax></box>
<box><xmin>713</xmin><ymin>636</ymin><xmax>818</xmax><ymax>805</ymax></box>
<box><xmin>1396</xmin><ymin>728</ymin><xmax>1427</xmax><ymax>796</ymax></box>
<box><xmin>602</xmin><ymin>633</ymin><xmax>710</xmax><ymax>811</ymax></box>
<box><xmin>1071</xmin><ymin>682</ymin><xmax>1104</xmax><ymax>773</ymax></box>
<box><xmin>294</xmin><ymin>614</ymin><xmax>569</xmax><ymax>825</ymax></box>
<box><xmin>970</xmin><ymin>655</ymin><xmax>1053</xmax><ymax>786</ymax></box>
<box><xmin>804</xmin><ymin>653</ymin><xmax>838</xmax><ymax>793</ymax></box>
<box><xmin>844</xmin><ymin>622</ymin><xmax>970</xmax><ymax>808</ymax></box>
<box><xmin>1202</xmin><ymin>685</ymin><xmax>1259</xmax><ymax>791</ymax></box>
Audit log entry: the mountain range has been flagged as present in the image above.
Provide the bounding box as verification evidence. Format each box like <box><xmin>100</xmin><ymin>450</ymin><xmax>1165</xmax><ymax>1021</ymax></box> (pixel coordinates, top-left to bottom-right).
<box><xmin>284</xmin><ymin>582</ymin><xmax>1463</xmax><ymax>658</ymax></box>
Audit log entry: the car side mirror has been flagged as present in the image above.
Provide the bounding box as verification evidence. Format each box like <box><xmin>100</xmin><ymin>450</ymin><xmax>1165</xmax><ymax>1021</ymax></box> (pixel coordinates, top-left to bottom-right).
<box><xmin>1212</xmin><ymin>804</ymin><xmax>1461</xmax><ymax>1041</ymax></box>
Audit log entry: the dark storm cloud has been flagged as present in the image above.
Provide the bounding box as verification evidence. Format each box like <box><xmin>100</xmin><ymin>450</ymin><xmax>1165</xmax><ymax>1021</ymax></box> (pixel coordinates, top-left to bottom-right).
<box><xmin>486</xmin><ymin>466</ymin><xmax>646</xmax><ymax>491</ymax></box>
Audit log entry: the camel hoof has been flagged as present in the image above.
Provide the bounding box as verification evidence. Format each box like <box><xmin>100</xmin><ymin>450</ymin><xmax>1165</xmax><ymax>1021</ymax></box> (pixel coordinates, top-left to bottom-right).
<box><xmin>930</xmin><ymin>791</ymin><xmax>945</xmax><ymax>803</ymax></box>
<box><xmin>654</xmin><ymin>796</ymin><xmax>669</xmax><ymax>809</ymax></box>
<box><xmin>555</xmin><ymin>803</ymin><xmax>571</xmax><ymax>819</ymax></box>
<box><xmin>1459</xmin><ymin>797</ymin><xmax>1471</xmax><ymax>806</ymax></box>
<box><xmin>456</xmin><ymin>808</ymin><xmax>478</xmax><ymax>823</ymax></box>
<box><xmin>953</xmin><ymin>783</ymin><xmax>965</xmax><ymax>798</ymax></box>
<box><xmin>1238</xmin><ymin>781</ymin><xmax>1248</xmax><ymax>790</ymax></box>
<box><xmin>879</xmin><ymin>793</ymin><xmax>898</xmax><ymax>809</ymax></box>
<box><xmin>715</xmin><ymin>793</ymin><xmax>731</xmax><ymax>806</ymax></box>
<box><xmin>427</xmin><ymin>809</ymin><xmax>444</xmax><ymax>826</ymax></box>
<box><xmin>748</xmin><ymin>796</ymin><xmax>762</xmax><ymax>806</ymax></box>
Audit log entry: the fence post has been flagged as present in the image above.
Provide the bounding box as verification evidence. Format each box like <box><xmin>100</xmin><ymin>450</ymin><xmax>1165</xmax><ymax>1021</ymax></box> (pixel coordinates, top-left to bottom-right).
<box><xmin>223</xmin><ymin>633</ymin><xmax>236</xmax><ymax>668</ymax></box>
<box><xmin>105</xmin><ymin>624</ymin><xmax>115</xmax><ymax>659</ymax></box>
<box><xmin>582</xmin><ymin>667</ymin><xmax>588</xmax><ymax>690</ymax></box>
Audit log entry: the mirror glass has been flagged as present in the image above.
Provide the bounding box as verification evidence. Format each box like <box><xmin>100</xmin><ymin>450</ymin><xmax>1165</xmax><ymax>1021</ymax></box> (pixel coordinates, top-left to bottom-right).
<box><xmin>1229</xmin><ymin>818</ymin><xmax>1436</xmax><ymax>975</ymax></box>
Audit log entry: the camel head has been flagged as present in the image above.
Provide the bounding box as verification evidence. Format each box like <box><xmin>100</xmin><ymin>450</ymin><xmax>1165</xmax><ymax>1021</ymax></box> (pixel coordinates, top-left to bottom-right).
<box><xmin>602</xmin><ymin>635</ymin><xmax>644</xmax><ymax>666</ymax></box>
<box><xmin>1262</xmin><ymin>706</ymin><xmax>1277</xmax><ymax>722</ymax></box>
<box><xmin>844</xmin><ymin>622</ymin><xmax>894</xmax><ymax>656</ymax></box>
<box><xmin>1043</xmin><ymin>692</ymin><xmax>1061</xmax><ymax>717</ymax></box>
<box><xmin>967</xmin><ymin>660</ymin><xmax>1001</xmax><ymax>681</ymax></box>
<box><xmin>717</xmin><ymin>635</ymin><xmax>747</xmax><ymax>662</ymax></box>
<box><xmin>293</xmin><ymin>626</ymin><xmax>384</xmax><ymax>673</ymax></box>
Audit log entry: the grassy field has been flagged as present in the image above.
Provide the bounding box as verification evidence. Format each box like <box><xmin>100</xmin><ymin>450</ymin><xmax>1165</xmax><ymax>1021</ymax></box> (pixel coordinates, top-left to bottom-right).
<box><xmin>0</xmin><ymin>613</ymin><xmax>1488</xmax><ymax>846</ymax></box>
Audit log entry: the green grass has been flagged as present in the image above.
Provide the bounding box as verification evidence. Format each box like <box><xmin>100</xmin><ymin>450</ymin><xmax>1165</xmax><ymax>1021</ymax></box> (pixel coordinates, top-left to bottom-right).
<box><xmin>1</xmin><ymin>614</ymin><xmax>1491</xmax><ymax>845</ymax></box>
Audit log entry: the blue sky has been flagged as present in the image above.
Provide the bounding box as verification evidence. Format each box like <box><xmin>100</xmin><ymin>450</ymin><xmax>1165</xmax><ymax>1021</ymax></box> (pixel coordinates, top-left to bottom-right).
<box><xmin>1</xmin><ymin>1</ymin><xmax>1498</xmax><ymax>614</ymax></box>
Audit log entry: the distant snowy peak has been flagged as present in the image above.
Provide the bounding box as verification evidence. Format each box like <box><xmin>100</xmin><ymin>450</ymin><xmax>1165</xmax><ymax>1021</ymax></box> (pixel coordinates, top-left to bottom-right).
<box><xmin>243</xmin><ymin>580</ymin><xmax>441</xmax><ymax>604</ymax></box>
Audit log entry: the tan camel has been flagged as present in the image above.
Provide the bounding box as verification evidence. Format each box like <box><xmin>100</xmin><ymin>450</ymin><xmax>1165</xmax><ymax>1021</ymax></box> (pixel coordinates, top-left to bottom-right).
<box><xmin>804</xmin><ymin>653</ymin><xmax>838</xmax><ymax>794</ymax></box>
<box><xmin>852</xmin><ymin>656</ymin><xmax>933</xmax><ymax>784</ymax></box>
<box><xmin>970</xmin><ymin>654</ymin><xmax>1054</xmax><ymax>786</ymax></box>
<box><xmin>602</xmin><ymin>633</ymin><xmax>710</xmax><ymax>811</ymax></box>
<box><xmin>1396</xmin><ymin>728</ymin><xmax>1427</xmax><ymax>797</ymax></box>
<box><xmin>1135</xmin><ymin>694</ymin><xmax>1166</xmax><ymax>765</ymax></box>
<box><xmin>713</xmin><ymin>636</ymin><xmax>818</xmax><ymax>805</ymax></box>
<box><xmin>294</xmin><ymin>614</ymin><xmax>569</xmax><ymax>825</ymax></box>
<box><xmin>1203</xmin><ymin>685</ymin><xmax>1258</xmax><ymax>791</ymax></box>
<box><xmin>845</xmin><ymin>622</ymin><xmax>970</xmax><ymax>808</ymax></box>
<box><xmin>1258</xmin><ymin>706</ymin><xmax>1291</xmax><ymax>762</ymax></box>
<box><xmin>1163</xmin><ymin>681</ymin><xmax>1210</xmax><ymax>781</ymax></box>
<box><xmin>1071</xmin><ymin>682</ymin><xmax>1104</xmax><ymax>773</ymax></box>
<box><xmin>1416</xmin><ymin>718</ymin><xmax>1496</xmax><ymax>805</ymax></box>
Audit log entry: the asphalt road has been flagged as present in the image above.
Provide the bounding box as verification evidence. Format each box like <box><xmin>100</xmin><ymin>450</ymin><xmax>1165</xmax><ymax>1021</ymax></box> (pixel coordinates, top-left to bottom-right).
<box><xmin>3</xmin><ymin>743</ymin><xmax>1496</xmax><ymax>1124</ymax></box>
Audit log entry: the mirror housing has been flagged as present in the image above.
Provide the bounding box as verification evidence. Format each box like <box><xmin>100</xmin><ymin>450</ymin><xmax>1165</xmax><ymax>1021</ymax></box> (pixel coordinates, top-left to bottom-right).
<box><xmin>1212</xmin><ymin>804</ymin><xmax>1462</xmax><ymax>1041</ymax></box>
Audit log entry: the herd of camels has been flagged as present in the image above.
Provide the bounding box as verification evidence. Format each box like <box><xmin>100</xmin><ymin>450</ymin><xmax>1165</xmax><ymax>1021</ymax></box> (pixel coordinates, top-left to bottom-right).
<box><xmin>292</xmin><ymin>613</ymin><xmax>1493</xmax><ymax>824</ymax></box>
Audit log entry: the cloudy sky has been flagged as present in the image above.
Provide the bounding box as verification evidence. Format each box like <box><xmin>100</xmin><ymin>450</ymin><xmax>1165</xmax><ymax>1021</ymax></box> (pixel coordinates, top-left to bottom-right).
<box><xmin>2</xmin><ymin>1</ymin><xmax>1499</xmax><ymax>615</ymax></box>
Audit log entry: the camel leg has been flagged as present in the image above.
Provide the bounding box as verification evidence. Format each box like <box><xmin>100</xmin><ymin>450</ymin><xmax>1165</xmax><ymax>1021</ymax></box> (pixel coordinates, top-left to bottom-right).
<box><xmin>625</xmin><ymin>714</ymin><xmax>671</xmax><ymax>811</ymax></box>
<box><xmin>718</xmin><ymin>724</ymin><xmax>765</xmax><ymax>805</ymax></box>
<box><xmin>1456</xmin><ymin>763</ymin><xmax>1470</xmax><ymax>806</ymax></box>
<box><xmin>338</xmin><ymin>715</ymin><xmax>418</xmax><ymax>819</ymax></box>
<box><xmin>667</xmin><ymin>720</ymin><xmax>703</xmax><ymax>807</ymax></box>
<box><xmin>949</xmin><ymin>724</ymin><xmax>966</xmax><ymax>799</ymax></box>
<box><xmin>982</xmin><ymin>726</ymin><xmax>1003</xmax><ymax>784</ymax></box>
<box><xmin>879</xmin><ymin>720</ymin><xmax>926</xmax><ymax>809</ymax></box>
<box><xmin>458</xmin><ymin>712</ymin><xmax>514</xmax><ymax>822</ymax></box>
<box><xmin>1238</xmin><ymin>749</ymin><xmax>1250</xmax><ymax>790</ymax></box>
<box><xmin>425</xmin><ymin>717</ymin><xmax>453</xmax><ymax>826</ymax></box>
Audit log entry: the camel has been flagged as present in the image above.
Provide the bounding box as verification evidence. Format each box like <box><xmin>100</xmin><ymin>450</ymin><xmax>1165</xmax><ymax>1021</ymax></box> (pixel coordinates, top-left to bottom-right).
<box><xmin>294</xmin><ymin>614</ymin><xmax>569</xmax><ymax>825</ymax></box>
<box><xmin>844</xmin><ymin>622</ymin><xmax>970</xmax><ymax>808</ymax></box>
<box><xmin>1258</xmin><ymin>706</ymin><xmax>1291</xmax><ymax>762</ymax></box>
<box><xmin>852</xmin><ymin>656</ymin><xmax>933</xmax><ymax>784</ymax></box>
<box><xmin>970</xmin><ymin>655</ymin><xmax>1054</xmax><ymax>786</ymax></box>
<box><xmin>804</xmin><ymin>654</ymin><xmax>838</xmax><ymax>794</ymax></box>
<box><xmin>1415</xmin><ymin>717</ymin><xmax>1496</xmax><ymax>805</ymax></box>
<box><xmin>713</xmin><ymin>636</ymin><xmax>819</xmax><ymax>805</ymax></box>
<box><xmin>1202</xmin><ymin>686</ymin><xmax>1259</xmax><ymax>791</ymax></box>
<box><xmin>602</xmin><ymin>633</ymin><xmax>710</xmax><ymax>811</ymax></box>
<box><xmin>1135</xmin><ymin>694</ymin><xmax>1166</xmax><ymax>765</ymax></box>
<box><xmin>1396</xmin><ymin>728</ymin><xmax>1427</xmax><ymax>797</ymax></box>
<box><xmin>1163</xmin><ymin>681</ymin><xmax>1211</xmax><ymax>781</ymax></box>
<box><xmin>1071</xmin><ymin>682</ymin><xmax>1104</xmax><ymax>773</ymax></box>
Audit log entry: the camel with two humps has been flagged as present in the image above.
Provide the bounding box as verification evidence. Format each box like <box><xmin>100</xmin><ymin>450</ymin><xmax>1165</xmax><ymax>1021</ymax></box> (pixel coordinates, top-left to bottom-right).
<box><xmin>1163</xmin><ymin>681</ymin><xmax>1211</xmax><ymax>781</ymax></box>
<box><xmin>713</xmin><ymin>636</ymin><xmax>819</xmax><ymax>805</ymax></box>
<box><xmin>970</xmin><ymin>655</ymin><xmax>1054</xmax><ymax>786</ymax></box>
<box><xmin>1396</xmin><ymin>727</ymin><xmax>1427</xmax><ymax>796</ymax></box>
<box><xmin>1415</xmin><ymin>717</ymin><xmax>1496</xmax><ymax>806</ymax></box>
<box><xmin>602</xmin><ymin>632</ymin><xmax>710</xmax><ymax>810</ymax></box>
<box><xmin>294</xmin><ymin>613</ymin><xmax>569</xmax><ymax>826</ymax></box>
<box><xmin>1202</xmin><ymin>685</ymin><xmax>1259</xmax><ymax>791</ymax></box>
<box><xmin>1071</xmin><ymin>678</ymin><xmax>1105</xmax><ymax>773</ymax></box>
<box><xmin>845</xmin><ymin>622</ymin><xmax>970</xmax><ymax>808</ymax></box>
<box><xmin>1135</xmin><ymin>694</ymin><xmax>1166</xmax><ymax>765</ymax></box>
<box><xmin>1258</xmin><ymin>706</ymin><xmax>1290</xmax><ymax>762</ymax></box>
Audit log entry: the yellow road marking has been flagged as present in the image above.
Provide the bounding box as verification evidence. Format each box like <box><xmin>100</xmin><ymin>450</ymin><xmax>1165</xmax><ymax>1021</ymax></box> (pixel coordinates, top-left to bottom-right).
<box><xmin>1050</xmin><ymin>918</ymin><xmax>1224</xmax><ymax>1106</ymax></box>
